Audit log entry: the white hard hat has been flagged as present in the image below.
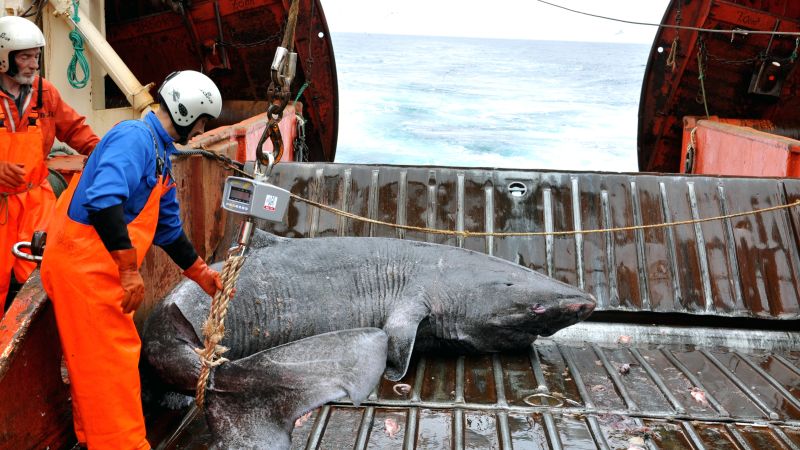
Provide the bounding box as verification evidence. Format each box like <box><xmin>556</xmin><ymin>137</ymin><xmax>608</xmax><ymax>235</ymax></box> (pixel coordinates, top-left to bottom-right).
<box><xmin>157</xmin><ymin>70</ymin><xmax>222</xmax><ymax>138</ymax></box>
<box><xmin>0</xmin><ymin>16</ymin><xmax>45</xmax><ymax>74</ymax></box>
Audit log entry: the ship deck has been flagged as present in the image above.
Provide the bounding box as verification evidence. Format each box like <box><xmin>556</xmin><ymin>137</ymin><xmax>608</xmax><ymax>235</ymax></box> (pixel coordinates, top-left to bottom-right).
<box><xmin>151</xmin><ymin>322</ymin><xmax>800</xmax><ymax>449</ymax></box>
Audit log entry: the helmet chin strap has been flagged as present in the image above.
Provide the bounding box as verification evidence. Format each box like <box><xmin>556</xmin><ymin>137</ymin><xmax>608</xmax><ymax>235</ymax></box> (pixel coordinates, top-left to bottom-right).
<box><xmin>172</xmin><ymin>121</ymin><xmax>194</xmax><ymax>145</ymax></box>
<box><xmin>6</xmin><ymin>54</ymin><xmax>19</xmax><ymax>78</ymax></box>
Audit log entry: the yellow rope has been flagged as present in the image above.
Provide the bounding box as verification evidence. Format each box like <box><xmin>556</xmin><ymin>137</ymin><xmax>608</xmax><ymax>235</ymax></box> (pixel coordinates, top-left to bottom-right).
<box><xmin>289</xmin><ymin>193</ymin><xmax>800</xmax><ymax>238</ymax></box>
<box><xmin>194</xmin><ymin>254</ymin><xmax>246</xmax><ymax>409</ymax></box>
<box><xmin>201</xmin><ymin>152</ymin><xmax>800</xmax><ymax>237</ymax></box>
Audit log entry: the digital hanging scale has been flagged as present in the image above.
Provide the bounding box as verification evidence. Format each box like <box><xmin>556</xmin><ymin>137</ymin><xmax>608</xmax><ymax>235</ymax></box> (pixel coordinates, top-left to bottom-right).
<box><xmin>221</xmin><ymin>176</ymin><xmax>289</xmax><ymax>222</ymax></box>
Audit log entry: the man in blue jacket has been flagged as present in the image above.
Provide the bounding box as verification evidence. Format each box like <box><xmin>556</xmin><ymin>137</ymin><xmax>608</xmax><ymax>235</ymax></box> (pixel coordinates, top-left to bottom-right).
<box><xmin>41</xmin><ymin>70</ymin><xmax>224</xmax><ymax>450</ymax></box>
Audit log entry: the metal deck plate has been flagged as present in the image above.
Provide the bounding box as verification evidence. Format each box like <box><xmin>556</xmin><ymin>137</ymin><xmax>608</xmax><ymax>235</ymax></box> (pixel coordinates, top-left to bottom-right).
<box><xmin>156</xmin><ymin>325</ymin><xmax>800</xmax><ymax>449</ymax></box>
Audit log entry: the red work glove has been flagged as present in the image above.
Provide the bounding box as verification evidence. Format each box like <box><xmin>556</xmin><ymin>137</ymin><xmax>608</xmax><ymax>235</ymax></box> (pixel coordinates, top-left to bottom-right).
<box><xmin>0</xmin><ymin>161</ymin><xmax>25</xmax><ymax>189</ymax></box>
<box><xmin>184</xmin><ymin>256</ymin><xmax>223</xmax><ymax>297</ymax></box>
<box><xmin>109</xmin><ymin>248</ymin><xmax>145</xmax><ymax>314</ymax></box>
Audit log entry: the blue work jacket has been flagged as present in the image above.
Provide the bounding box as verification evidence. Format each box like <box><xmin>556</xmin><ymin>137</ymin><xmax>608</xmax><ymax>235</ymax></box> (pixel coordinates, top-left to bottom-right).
<box><xmin>68</xmin><ymin>111</ymin><xmax>184</xmax><ymax>246</ymax></box>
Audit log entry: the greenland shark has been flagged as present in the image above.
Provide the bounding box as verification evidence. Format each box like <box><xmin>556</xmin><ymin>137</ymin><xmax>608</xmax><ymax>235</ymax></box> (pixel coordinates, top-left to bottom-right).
<box><xmin>142</xmin><ymin>230</ymin><xmax>595</xmax><ymax>448</ymax></box>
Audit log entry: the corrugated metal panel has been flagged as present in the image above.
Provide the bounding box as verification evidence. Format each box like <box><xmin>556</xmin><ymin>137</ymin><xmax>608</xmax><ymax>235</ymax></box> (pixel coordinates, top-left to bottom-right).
<box><xmin>158</xmin><ymin>329</ymin><xmax>800</xmax><ymax>449</ymax></box>
<box><xmin>257</xmin><ymin>163</ymin><xmax>800</xmax><ymax>319</ymax></box>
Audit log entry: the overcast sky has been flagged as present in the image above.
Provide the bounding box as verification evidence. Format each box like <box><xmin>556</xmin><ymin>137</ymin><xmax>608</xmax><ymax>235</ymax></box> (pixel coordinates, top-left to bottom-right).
<box><xmin>322</xmin><ymin>0</ymin><xmax>672</xmax><ymax>43</ymax></box>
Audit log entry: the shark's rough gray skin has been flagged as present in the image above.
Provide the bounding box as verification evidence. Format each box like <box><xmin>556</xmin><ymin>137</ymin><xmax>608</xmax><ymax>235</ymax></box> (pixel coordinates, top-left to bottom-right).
<box><xmin>142</xmin><ymin>230</ymin><xmax>595</xmax><ymax>448</ymax></box>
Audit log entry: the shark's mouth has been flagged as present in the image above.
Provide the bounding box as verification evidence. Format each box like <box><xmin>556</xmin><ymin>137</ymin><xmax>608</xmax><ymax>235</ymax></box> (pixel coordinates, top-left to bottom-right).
<box><xmin>537</xmin><ymin>308</ymin><xmax>589</xmax><ymax>337</ymax></box>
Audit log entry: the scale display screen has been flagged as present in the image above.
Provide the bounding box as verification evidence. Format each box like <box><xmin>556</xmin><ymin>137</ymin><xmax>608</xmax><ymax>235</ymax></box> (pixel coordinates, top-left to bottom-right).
<box><xmin>228</xmin><ymin>186</ymin><xmax>253</xmax><ymax>204</ymax></box>
<box><xmin>222</xmin><ymin>176</ymin><xmax>289</xmax><ymax>222</ymax></box>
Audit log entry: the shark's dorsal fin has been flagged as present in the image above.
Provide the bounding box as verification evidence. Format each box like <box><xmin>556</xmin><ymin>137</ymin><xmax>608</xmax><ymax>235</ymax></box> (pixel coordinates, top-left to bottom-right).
<box><xmin>383</xmin><ymin>300</ymin><xmax>430</xmax><ymax>381</ymax></box>
<box><xmin>248</xmin><ymin>229</ymin><xmax>289</xmax><ymax>250</ymax></box>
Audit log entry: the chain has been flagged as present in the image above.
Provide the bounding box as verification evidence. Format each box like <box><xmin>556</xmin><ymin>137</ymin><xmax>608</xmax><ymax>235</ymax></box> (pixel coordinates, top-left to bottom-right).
<box><xmin>293</xmin><ymin>114</ymin><xmax>308</xmax><ymax>162</ymax></box>
<box><xmin>20</xmin><ymin>0</ymin><xmax>47</xmax><ymax>18</ymax></box>
<box><xmin>216</xmin><ymin>30</ymin><xmax>283</xmax><ymax>49</ymax></box>
<box><xmin>665</xmin><ymin>0</ymin><xmax>682</xmax><ymax>72</ymax></box>
<box><xmin>696</xmin><ymin>38</ymin><xmax>711</xmax><ymax>118</ymax></box>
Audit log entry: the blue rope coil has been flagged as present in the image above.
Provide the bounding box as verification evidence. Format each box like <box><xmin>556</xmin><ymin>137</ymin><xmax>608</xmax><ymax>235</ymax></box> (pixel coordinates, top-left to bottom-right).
<box><xmin>67</xmin><ymin>0</ymin><xmax>89</xmax><ymax>89</ymax></box>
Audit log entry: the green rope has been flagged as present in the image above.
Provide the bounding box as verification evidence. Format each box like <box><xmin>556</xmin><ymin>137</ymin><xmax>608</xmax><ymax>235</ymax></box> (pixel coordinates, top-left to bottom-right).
<box><xmin>294</xmin><ymin>81</ymin><xmax>309</xmax><ymax>103</ymax></box>
<box><xmin>67</xmin><ymin>0</ymin><xmax>89</xmax><ymax>89</ymax></box>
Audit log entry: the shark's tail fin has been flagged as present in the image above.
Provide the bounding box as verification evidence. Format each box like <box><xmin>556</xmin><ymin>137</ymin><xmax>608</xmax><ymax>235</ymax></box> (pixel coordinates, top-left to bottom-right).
<box><xmin>205</xmin><ymin>328</ymin><xmax>388</xmax><ymax>449</ymax></box>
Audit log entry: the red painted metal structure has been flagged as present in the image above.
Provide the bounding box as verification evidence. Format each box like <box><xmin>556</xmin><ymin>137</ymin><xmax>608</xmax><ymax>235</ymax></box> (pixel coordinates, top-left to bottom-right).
<box><xmin>104</xmin><ymin>0</ymin><xmax>338</xmax><ymax>162</ymax></box>
<box><xmin>639</xmin><ymin>0</ymin><xmax>800</xmax><ymax>173</ymax></box>
<box><xmin>681</xmin><ymin>116</ymin><xmax>800</xmax><ymax>176</ymax></box>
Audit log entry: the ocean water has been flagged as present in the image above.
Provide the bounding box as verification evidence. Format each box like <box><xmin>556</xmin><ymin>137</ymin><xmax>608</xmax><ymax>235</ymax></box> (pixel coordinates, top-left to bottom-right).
<box><xmin>331</xmin><ymin>33</ymin><xmax>651</xmax><ymax>172</ymax></box>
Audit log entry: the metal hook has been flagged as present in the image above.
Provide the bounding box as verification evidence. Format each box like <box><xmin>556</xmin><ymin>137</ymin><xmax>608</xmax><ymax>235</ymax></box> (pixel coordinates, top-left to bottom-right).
<box><xmin>254</xmin><ymin>150</ymin><xmax>275</xmax><ymax>182</ymax></box>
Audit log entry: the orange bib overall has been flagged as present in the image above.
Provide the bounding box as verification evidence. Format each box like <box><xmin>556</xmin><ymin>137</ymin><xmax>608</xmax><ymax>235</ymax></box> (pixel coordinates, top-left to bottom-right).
<box><xmin>0</xmin><ymin>101</ymin><xmax>54</xmax><ymax>312</ymax></box>
<box><xmin>41</xmin><ymin>167</ymin><xmax>170</xmax><ymax>450</ymax></box>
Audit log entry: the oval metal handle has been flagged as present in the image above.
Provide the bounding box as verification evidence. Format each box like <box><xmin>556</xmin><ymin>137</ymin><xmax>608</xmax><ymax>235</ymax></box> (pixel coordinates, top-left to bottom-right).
<box><xmin>12</xmin><ymin>242</ymin><xmax>42</xmax><ymax>263</ymax></box>
<box><xmin>508</xmin><ymin>181</ymin><xmax>528</xmax><ymax>198</ymax></box>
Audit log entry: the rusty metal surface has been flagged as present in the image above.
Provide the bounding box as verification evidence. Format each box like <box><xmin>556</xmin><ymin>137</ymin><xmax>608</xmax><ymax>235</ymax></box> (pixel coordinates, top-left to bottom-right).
<box><xmin>0</xmin><ymin>274</ymin><xmax>74</xmax><ymax>449</ymax></box>
<box><xmin>158</xmin><ymin>326</ymin><xmax>800</xmax><ymax>449</ymax></box>
<box><xmin>638</xmin><ymin>0</ymin><xmax>800</xmax><ymax>172</ymax></box>
<box><xmin>253</xmin><ymin>163</ymin><xmax>800</xmax><ymax>319</ymax></box>
<box><xmin>105</xmin><ymin>0</ymin><xmax>338</xmax><ymax>162</ymax></box>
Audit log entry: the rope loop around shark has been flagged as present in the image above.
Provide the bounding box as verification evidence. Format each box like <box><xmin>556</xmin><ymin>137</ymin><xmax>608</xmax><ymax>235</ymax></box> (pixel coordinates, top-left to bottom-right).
<box><xmin>142</xmin><ymin>229</ymin><xmax>596</xmax><ymax>449</ymax></box>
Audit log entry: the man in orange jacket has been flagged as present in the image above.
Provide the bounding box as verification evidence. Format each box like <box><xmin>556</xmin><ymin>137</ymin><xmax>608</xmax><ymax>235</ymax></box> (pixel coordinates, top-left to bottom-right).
<box><xmin>41</xmin><ymin>70</ymin><xmax>224</xmax><ymax>450</ymax></box>
<box><xmin>0</xmin><ymin>16</ymin><xmax>99</xmax><ymax>314</ymax></box>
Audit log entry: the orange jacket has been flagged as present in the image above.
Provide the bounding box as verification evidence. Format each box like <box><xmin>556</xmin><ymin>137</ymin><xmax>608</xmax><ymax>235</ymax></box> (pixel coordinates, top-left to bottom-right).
<box><xmin>0</xmin><ymin>76</ymin><xmax>99</xmax><ymax>156</ymax></box>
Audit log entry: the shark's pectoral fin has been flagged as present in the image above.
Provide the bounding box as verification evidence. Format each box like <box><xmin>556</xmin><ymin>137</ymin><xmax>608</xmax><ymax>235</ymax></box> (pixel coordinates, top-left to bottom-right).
<box><xmin>384</xmin><ymin>302</ymin><xmax>430</xmax><ymax>381</ymax></box>
<box><xmin>142</xmin><ymin>301</ymin><xmax>205</xmax><ymax>392</ymax></box>
<box><xmin>206</xmin><ymin>328</ymin><xmax>388</xmax><ymax>450</ymax></box>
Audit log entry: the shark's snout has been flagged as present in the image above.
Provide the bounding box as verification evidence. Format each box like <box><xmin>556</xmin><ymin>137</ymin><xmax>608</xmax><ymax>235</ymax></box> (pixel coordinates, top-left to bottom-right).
<box><xmin>563</xmin><ymin>294</ymin><xmax>596</xmax><ymax>321</ymax></box>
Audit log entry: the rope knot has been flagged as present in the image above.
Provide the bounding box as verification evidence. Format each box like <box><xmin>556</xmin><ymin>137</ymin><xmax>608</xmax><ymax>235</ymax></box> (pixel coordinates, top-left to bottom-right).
<box><xmin>195</xmin><ymin>254</ymin><xmax>247</xmax><ymax>409</ymax></box>
<box><xmin>67</xmin><ymin>1</ymin><xmax>89</xmax><ymax>89</ymax></box>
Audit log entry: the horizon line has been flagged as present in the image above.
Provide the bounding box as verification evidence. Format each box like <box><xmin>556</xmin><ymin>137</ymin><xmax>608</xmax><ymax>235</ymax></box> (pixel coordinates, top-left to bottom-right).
<box><xmin>328</xmin><ymin>31</ymin><xmax>654</xmax><ymax>45</ymax></box>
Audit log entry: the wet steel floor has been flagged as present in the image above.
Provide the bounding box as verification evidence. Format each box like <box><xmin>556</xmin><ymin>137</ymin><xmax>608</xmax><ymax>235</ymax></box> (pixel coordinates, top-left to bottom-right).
<box><xmin>153</xmin><ymin>332</ymin><xmax>800</xmax><ymax>449</ymax></box>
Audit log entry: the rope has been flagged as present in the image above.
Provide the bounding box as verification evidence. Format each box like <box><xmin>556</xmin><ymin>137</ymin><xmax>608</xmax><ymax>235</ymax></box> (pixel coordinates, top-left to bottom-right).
<box><xmin>194</xmin><ymin>254</ymin><xmax>246</xmax><ymax>409</ymax></box>
<box><xmin>536</xmin><ymin>0</ymin><xmax>800</xmax><ymax>37</ymax></box>
<box><xmin>288</xmin><ymin>193</ymin><xmax>800</xmax><ymax>238</ymax></box>
<box><xmin>294</xmin><ymin>80</ymin><xmax>310</xmax><ymax>103</ymax></box>
<box><xmin>67</xmin><ymin>0</ymin><xmax>89</xmax><ymax>89</ymax></box>
<box><xmin>696</xmin><ymin>40</ymin><xmax>710</xmax><ymax>118</ymax></box>
<box><xmin>183</xmin><ymin>149</ymin><xmax>800</xmax><ymax>238</ymax></box>
<box><xmin>281</xmin><ymin>0</ymin><xmax>301</xmax><ymax>51</ymax></box>
<box><xmin>665</xmin><ymin>36</ymin><xmax>679</xmax><ymax>72</ymax></box>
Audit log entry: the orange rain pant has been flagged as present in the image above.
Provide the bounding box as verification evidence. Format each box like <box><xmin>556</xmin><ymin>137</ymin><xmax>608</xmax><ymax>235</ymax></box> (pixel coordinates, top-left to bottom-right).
<box><xmin>41</xmin><ymin>171</ymin><xmax>166</xmax><ymax>450</ymax></box>
<box><xmin>0</xmin><ymin>119</ymin><xmax>52</xmax><ymax>314</ymax></box>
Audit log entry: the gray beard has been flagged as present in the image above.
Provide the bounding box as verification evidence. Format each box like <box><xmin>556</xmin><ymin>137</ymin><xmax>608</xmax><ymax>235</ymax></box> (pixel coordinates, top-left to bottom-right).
<box><xmin>13</xmin><ymin>74</ymin><xmax>35</xmax><ymax>85</ymax></box>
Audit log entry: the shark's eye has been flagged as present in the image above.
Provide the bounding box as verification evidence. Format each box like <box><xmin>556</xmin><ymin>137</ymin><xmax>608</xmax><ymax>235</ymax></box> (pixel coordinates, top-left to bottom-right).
<box><xmin>531</xmin><ymin>304</ymin><xmax>547</xmax><ymax>315</ymax></box>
